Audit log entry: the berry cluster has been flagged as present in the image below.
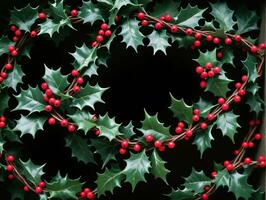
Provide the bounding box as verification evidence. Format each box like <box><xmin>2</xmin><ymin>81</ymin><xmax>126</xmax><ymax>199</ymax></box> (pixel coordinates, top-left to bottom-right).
<box><xmin>92</xmin><ymin>23</ymin><xmax>112</xmax><ymax>47</ymax></box>
<box><xmin>119</xmin><ymin>139</ymin><xmax>142</xmax><ymax>155</ymax></box>
<box><xmin>69</xmin><ymin>69</ymin><xmax>85</xmax><ymax>94</ymax></box>
<box><xmin>0</xmin><ymin>116</ymin><xmax>6</xmax><ymax>128</ymax></box>
<box><xmin>80</xmin><ymin>188</ymin><xmax>95</xmax><ymax>199</ymax></box>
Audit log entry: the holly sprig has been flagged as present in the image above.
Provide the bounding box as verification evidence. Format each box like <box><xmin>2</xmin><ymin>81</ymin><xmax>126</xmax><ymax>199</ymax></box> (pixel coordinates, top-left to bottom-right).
<box><xmin>0</xmin><ymin>0</ymin><xmax>265</xmax><ymax>200</ymax></box>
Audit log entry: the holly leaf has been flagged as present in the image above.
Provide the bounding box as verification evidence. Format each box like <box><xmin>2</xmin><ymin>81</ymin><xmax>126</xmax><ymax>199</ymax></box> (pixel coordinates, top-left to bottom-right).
<box><xmin>68</xmin><ymin>111</ymin><xmax>96</xmax><ymax>133</ymax></box>
<box><xmin>46</xmin><ymin>172</ymin><xmax>82</xmax><ymax>199</ymax></box>
<box><xmin>242</xmin><ymin>53</ymin><xmax>258</xmax><ymax>83</ymax></box>
<box><xmin>183</xmin><ymin>168</ymin><xmax>212</xmax><ymax>194</ymax></box>
<box><xmin>0</xmin><ymin>88</ymin><xmax>9</xmax><ymax>114</ymax></box>
<box><xmin>79</xmin><ymin>1</ymin><xmax>104</xmax><ymax>25</ymax></box>
<box><xmin>246</xmin><ymin>93</ymin><xmax>264</xmax><ymax>117</ymax></box>
<box><xmin>235</xmin><ymin>5</ymin><xmax>260</xmax><ymax>34</ymax></box>
<box><xmin>122</xmin><ymin>151</ymin><xmax>151</xmax><ymax>191</ymax></box>
<box><xmin>210</xmin><ymin>2</ymin><xmax>236</xmax><ymax>32</ymax></box>
<box><xmin>168</xmin><ymin>188</ymin><xmax>194</xmax><ymax>200</ymax></box>
<box><xmin>119</xmin><ymin>19</ymin><xmax>145</xmax><ymax>53</ymax></box>
<box><xmin>194</xmin><ymin>98</ymin><xmax>215</xmax><ymax>118</ymax></box>
<box><xmin>215</xmin><ymin>170</ymin><xmax>230</xmax><ymax>188</ymax></box>
<box><xmin>0</xmin><ymin>36</ymin><xmax>14</xmax><ymax>56</ymax></box>
<box><xmin>216</xmin><ymin>112</ymin><xmax>240</xmax><ymax>143</ymax></box>
<box><xmin>43</xmin><ymin>66</ymin><xmax>69</xmax><ymax>96</ymax></box>
<box><xmin>150</xmin><ymin>150</ymin><xmax>169</xmax><ymax>182</ymax></box>
<box><xmin>96</xmin><ymin>167</ymin><xmax>123</xmax><ymax>197</ymax></box>
<box><xmin>13</xmin><ymin>86</ymin><xmax>46</xmax><ymax>114</ymax></box>
<box><xmin>176</xmin><ymin>5</ymin><xmax>206</xmax><ymax>28</ymax></box>
<box><xmin>65</xmin><ymin>134</ymin><xmax>96</xmax><ymax>164</ymax></box>
<box><xmin>193</xmin><ymin>124</ymin><xmax>214</xmax><ymax>157</ymax></box>
<box><xmin>221</xmin><ymin>47</ymin><xmax>234</xmax><ymax>66</ymax></box>
<box><xmin>194</xmin><ymin>49</ymin><xmax>220</xmax><ymax>66</ymax></box>
<box><xmin>139</xmin><ymin>111</ymin><xmax>170</xmax><ymax>140</ymax></box>
<box><xmin>169</xmin><ymin>94</ymin><xmax>193</xmax><ymax>124</ymax></box>
<box><xmin>111</xmin><ymin>0</ymin><xmax>137</xmax><ymax>11</ymax></box>
<box><xmin>172</xmin><ymin>35</ymin><xmax>194</xmax><ymax>49</ymax></box>
<box><xmin>206</xmin><ymin>72</ymin><xmax>233</xmax><ymax>98</ymax></box>
<box><xmin>39</xmin><ymin>19</ymin><xmax>67</xmax><ymax>37</ymax></box>
<box><xmin>70</xmin><ymin>44</ymin><xmax>97</xmax><ymax>71</ymax></box>
<box><xmin>4</xmin><ymin>64</ymin><xmax>24</xmax><ymax>91</ymax></box>
<box><xmin>71</xmin><ymin>83</ymin><xmax>105</xmax><ymax>110</ymax></box>
<box><xmin>119</xmin><ymin>122</ymin><xmax>136</xmax><ymax>139</ymax></box>
<box><xmin>10</xmin><ymin>4</ymin><xmax>38</xmax><ymax>31</ymax></box>
<box><xmin>247</xmin><ymin>82</ymin><xmax>260</xmax><ymax>95</ymax></box>
<box><xmin>147</xmin><ymin>30</ymin><xmax>170</xmax><ymax>55</ymax></box>
<box><xmin>13</xmin><ymin>114</ymin><xmax>46</xmax><ymax>138</ymax></box>
<box><xmin>151</xmin><ymin>0</ymin><xmax>181</xmax><ymax>18</ymax></box>
<box><xmin>90</xmin><ymin>138</ymin><xmax>117</xmax><ymax>168</ymax></box>
<box><xmin>18</xmin><ymin>159</ymin><xmax>45</xmax><ymax>185</ymax></box>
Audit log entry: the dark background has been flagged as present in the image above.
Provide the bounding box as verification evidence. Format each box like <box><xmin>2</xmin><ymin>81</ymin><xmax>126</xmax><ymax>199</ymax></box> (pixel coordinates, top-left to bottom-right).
<box><xmin>0</xmin><ymin>0</ymin><xmax>265</xmax><ymax>199</ymax></box>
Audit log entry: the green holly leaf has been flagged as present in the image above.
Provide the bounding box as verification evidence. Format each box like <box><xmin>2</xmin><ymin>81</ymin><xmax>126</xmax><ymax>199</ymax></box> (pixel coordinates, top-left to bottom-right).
<box><xmin>96</xmin><ymin>167</ymin><xmax>123</xmax><ymax>197</ymax></box>
<box><xmin>119</xmin><ymin>19</ymin><xmax>145</xmax><ymax>53</ymax></box>
<box><xmin>169</xmin><ymin>94</ymin><xmax>193</xmax><ymax>124</ymax></box>
<box><xmin>193</xmin><ymin>124</ymin><xmax>214</xmax><ymax>157</ymax></box>
<box><xmin>210</xmin><ymin>2</ymin><xmax>236</xmax><ymax>32</ymax></box>
<box><xmin>4</xmin><ymin>64</ymin><xmax>24</xmax><ymax>91</ymax></box>
<box><xmin>194</xmin><ymin>49</ymin><xmax>220</xmax><ymax>67</ymax></box>
<box><xmin>183</xmin><ymin>168</ymin><xmax>212</xmax><ymax>194</ymax></box>
<box><xmin>221</xmin><ymin>47</ymin><xmax>234</xmax><ymax>66</ymax></box>
<box><xmin>111</xmin><ymin>0</ymin><xmax>137</xmax><ymax>11</ymax></box>
<box><xmin>70</xmin><ymin>44</ymin><xmax>97</xmax><ymax>71</ymax></box>
<box><xmin>68</xmin><ymin>111</ymin><xmax>96</xmax><ymax>133</ymax></box>
<box><xmin>122</xmin><ymin>151</ymin><xmax>151</xmax><ymax>191</ymax></box>
<box><xmin>139</xmin><ymin>111</ymin><xmax>170</xmax><ymax>140</ymax></box>
<box><xmin>176</xmin><ymin>4</ymin><xmax>206</xmax><ymax>28</ymax></box>
<box><xmin>79</xmin><ymin>1</ymin><xmax>105</xmax><ymax>24</ymax></box>
<box><xmin>215</xmin><ymin>169</ymin><xmax>230</xmax><ymax>188</ymax></box>
<box><xmin>13</xmin><ymin>86</ymin><xmax>46</xmax><ymax>114</ymax></box>
<box><xmin>13</xmin><ymin>114</ymin><xmax>46</xmax><ymax>138</ymax></box>
<box><xmin>10</xmin><ymin>4</ymin><xmax>38</xmax><ymax>31</ymax></box>
<box><xmin>0</xmin><ymin>36</ymin><xmax>14</xmax><ymax>56</ymax></box>
<box><xmin>194</xmin><ymin>98</ymin><xmax>215</xmax><ymax>118</ymax></box>
<box><xmin>172</xmin><ymin>35</ymin><xmax>194</xmax><ymax>49</ymax></box>
<box><xmin>71</xmin><ymin>83</ymin><xmax>105</xmax><ymax>110</ymax></box>
<box><xmin>17</xmin><ymin>159</ymin><xmax>45</xmax><ymax>185</ymax></box>
<box><xmin>251</xmin><ymin>190</ymin><xmax>265</xmax><ymax>200</ymax></box>
<box><xmin>168</xmin><ymin>188</ymin><xmax>194</xmax><ymax>200</ymax></box>
<box><xmin>150</xmin><ymin>150</ymin><xmax>169</xmax><ymax>182</ymax></box>
<box><xmin>242</xmin><ymin>53</ymin><xmax>258</xmax><ymax>83</ymax></box>
<box><xmin>151</xmin><ymin>0</ymin><xmax>181</xmax><ymax>18</ymax></box>
<box><xmin>43</xmin><ymin>66</ymin><xmax>69</xmax><ymax>96</ymax></box>
<box><xmin>216</xmin><ymin>112</ymin><xmax>240</xmax><ymax>143</ymax></box>
<box><xmin>147</xmin><ymin>30</ymin><xmax>170</xmax><ymax>55</ymax></box>
<box><xmin>119</xmin><ymin>122</ymin><xmax>136</xmax><ymax>139</ymax></box>
<box><xmin>235</xmin><ymin>5</ymin><xmax>260</xmax><ymax>34</ymax></box>
<box><xmin>90</xmin><ymin>138</ymin><xmax>117</xmax><ymax>168</ymax></box>
<box><xmin>0</xmin><ymin>88</ymin><xmax>9</xmax><ymax>114</ymax></box>
<box><xmin>39</xmin><ymin>19</ymin><xmax>67</xmax><ymax>37</ymax></box>
<box><xmin>97</xmin><ymin>0</ymin><xmax>113</xmax><ymax>6</ymax></box>
<box><xmin>247</xmin><ymin>82</ymin><xmax>260</xmax><ymax>95</ymax></box>
<box><xmin>46</xmin><ymin>172</ymin><xmax>82</xmax><ymax>199</ymax></box>
<box><xmin>65</xmin><ymin>134</ymin><xmax>96</xmax><ymax>164</ymax></box>
<box><xmin>97</xmin><ymin>114</ymin><xmax>122</xmax><ymax>141</ymax></box>
<box><xmin>206</xmin><ymin>72</ymin><xmax>233</xmax><ymax>98</ymax></box>
<box><xmin>246</xmin><ymin>93</ymin><xmax>264</xmax><ymax>117</ymax></box>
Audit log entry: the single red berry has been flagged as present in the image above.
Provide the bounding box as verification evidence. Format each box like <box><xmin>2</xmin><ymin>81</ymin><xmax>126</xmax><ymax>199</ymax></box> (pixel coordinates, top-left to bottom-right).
<box><xmin>218</xmin><ymin>98</ymin><xmax>225</xmax><ymax>105</ymax></box>
<box><xmin>48</xmin><ymin>117</ymin><xmax>56</xmax><ymax>125</ymax></box>
<box><xmin>234</xmin><ymin>150</ymin><xmax>240</xmax><ymax>155</ymax></box>
<box><xmin>208</xmin><ymin>70</ymin><xmax>215</xmax><ymax>77</ymax></box>
<box><xmin>200</xmin><ymin>122</ymin><xmax>208</xmax><ymax>129</ymax></box>
<box><xmin>194</xmin><ymin>40</ymin><xmax>201</xmax><ymax>47</ymax></box>
<box><xmin>238</xmin><ymin>89</ymin><xmax>246</xmax><ymax>96</ymax></box>
<box><xmin>101</xmin><ymin>23</ymin><xmax>109</xmax><ymax>30</ymax></box>
<box><xmin>159</xmin><ymin>16</ymin><xmax>165</xmax><ymax>21</ymax></box>
<box><xmin>45</xmin><ymin>88</ymin><xmax>53</xmax><ymax>97</ymax></box>
<box><xmin>98</xmin><ymin>29</ymin><xmax>105</xmax><ymax>36</ymax></box>
<box><xmin>38</xmin><ymin>12</ymin><xmax>47</xmax><ymax>20</ymax></box>
<box><xmin>71</xmin><ymin>69</ymin><xmax>79</xmax><ymax>77</ymax></box>
<box><xmin>211</xmin><ymin>171</ymin><xmax>217</xmax><ymax>178</ymax></box>
<box><xmin>248</xmin><ymin>141</ymin><xmax>254</xmax><ymax>148</ymax></box>
<box><xmin>92</xmin><ymin>115</ymin><xmax>97</xmax><ymax>121</ymax></box>
<box><xmin>154</xmin><ymin>22</ymin><xmax>163</xmax><ymax>30</ymax></box>
<box><xmin>48</xmin><ymin>97</ymin><xmax>55</xmax><ymax>105</ymax></box>
<box><xmin>0</xmin><ymin>116</ymin><xmax>6</xmax><ymax>122</ymax></box>
<box><xmin>35</xmin><ymin>186</ymin><xmax>43</xmax><ymax>194</ymax></box>
<box><xmin>15</xmin><ymin>29</ymin><xmax>21</xmax><ymax>36</ymax></box>
<box><xmin>91</xmin><ymin>41</ymin><xmax>97</xmax><ymax>47</ymax></box>
<box><xmin>175</xmin><ymin>127</ymin><xmax>183</xmax><ymax>134</ymax></box>
<box><xmin>235</xmin><ymin>82</ymin><xmax>242</xmax><ymax>89</ymax></box>
<box><xmin>250</xmin><ymin>45</ymin><xmax>258</xmax><ymax>54</ymax></box>
<box><xmin>8</xmin><ymin>45</ymin><xmax>15</xmax><ymax>52</ymax></box>
<box><xmin>242</xmin><ymin>142</ymin><xmax>248</xmax><ymax>148</ymax></box>
<box><xmin>96</xmin><ymin>35</ymin><xmax>104</xmax><ymax>43</ymax></box>
<box><xmin>133</xmin><ymin>144</ymin><xmax>141</xmax><ymax>152</ymax></box>
<box><xmin>41</xmin><ymin>82</ymin><xmax>48</xmax><ymax>90</ymax></box>
<box><xmin>259</xmin><ymin>161</ymin><xmax>266</xmax><ymax>168</ymax></box>
<box><xmin>204</xmin><ymin>186</ymin><xmax>210</xmax><ymax>191</ymax></box>
<box><xmin>196</xmin><ymin>66</ymin><xmax>204</xmax><ymax>74</ymax></box>
<box><xmin>185</xmin><ymin>28</ymin><xmax>193</xmax><ymax>36</ymax></box>
<box><xmin>80</xmin><ymin>192</ymin><xmax>86</xmax><ymax>198</ymax></box>
<box><xmin>87</xmin><ymin>191</ymin><xmax>95</xmax><ymax>199</ymax></box>
<box><xmin>23</xmin><ymin>186</ymin><xmax>29</xmax><ymax>192</ymax></box>
<box><xmin>83</xmin><ymin>188</ymin><xmax>91</xmax><ymax>193</ymax></box>
<box><xmin>11</xmin><ymin>50</ymin><xmax>18</xmax><ymax>57</ymax></box>
<box><xmin>38</xmin><ymin>181</ymin><xmax>46</xmax><ymax>188</ymax></box>
<box><xmin>115</xmin><ymin>16</ymin><xmax>120</xmax><ymax>23</ymax></box>
<box><xmin>60</xmin><ymin>119</ymin><xmax>69</xmax><ymax>127</ymax></box>
<box><xmin>206</xmin><ymin>35</ymin><xmax>213</xmax><ymax>42</ymax></box>
<box><xmin>217</xmin><ymin>52</ymin><xmax>223</xmax><ymax>58</ymax></box>
<box><xmin>258</xmin><ymin>155</ymin><xmax>265</xmax><ymax>162</ymax></box>
<box><xmin>104</xmin><ymin>30</ymin><xmax>112</xmax><ymax>37</ymax></box>
<box><xmin>6</xmin><ymin>165</ymin><xmax>14</xmax><ymax>171</ymax></box>
<box><xmin>1</xmin><ymin>72</ymin><xmax>7</xmax><ymax>78</ymax></box>
<box><xmin>224</xmin><ymin>160</ymin><xmax>230</xmax><ymax>167</ymax></box>
<box><xmin>207</xmin><ymin>114</ymin><xmax>214</xmax><ymax>121</ymax></box>
<box><xmin>255</xmin><ymin>120</ymin><xmax>261</xmax><ymax>125</ymax></box>
<box><xmin>0</xmin><ymin>121</ymin><xmax>6</xmax><ymax>128</ymax></box>
<box><xmin>224</xmin><ymin>37</ymin><xmax>232</xmax><ymax>45</ymax></box>
<box><xmin>95</xmin><ymin>129</ymin><xmax>100</xmax><ymax>136</ymax></box>
<box><xmin>30</xmin><ymin>31</ymin><xmax>37</xmax><ymax>38</ymax></box>
<box><xmin>194</xmin><ymin>32</ymin><xmax>202</xmax><ymax>40</ymax></box>
<box><xmin>7</xmin><ymin>155</ymin><xmax>15</xmax><ymax>162</ymax></box>
<box><xmin>226</xmin><ymin>164</ymin><xmax>234</xmax><ymax>172</ymax></box>
<box><xmin>200</xmin><ymin>80</ymin><xmax>207</xmax><ymax>88</ymax></box>
<box><xmin>244</xmin><ymin>157</ymin><xmax>251</xmax><ymax>165</ymax></box>
<box><xmin>121</xmin><ymin>140</ymin><xmax>129</xmax><ymax>148</ymax></box>
<box><xmin>8</xmin><ymin>174</ymin><xmax>14</xmax><ymax>180</ymax></box>
<box><xmin>77</xmin><ymin>77</ymin><xmax>84</xmax><ymax>85</ymax></box>
<box><xmin>213</xmin><ymin>37</ymin><xmax>220</xmax><ymax>44</ymax></box>
<box><xmin>233</xmin><ymin>95</ymin><xmax>241</xmax><ymax>103</ymax></box>
<box><xmin>68</xmin><ymin>124</ymin><xmax>76</xmax><ymax>132</ymax></box>
<box><xmin>205</xmin><ymin>62</ymin><xmax>212</xmax><ymax>69</ymax></box>
<box><xmin>259</xmin><ymin>43</ymin><xmax>266</xmax><ymax>49</ymax></box>
<box><xmin>141</xmin><ymin>20</ymin><xmax>149</xmax><ymax>26</ymax></box>
<box><xmin>178</xmin><ymin>122</ymin><xmax>184</xmax><ymax>128</ymax></box>
<box><xmin>164</xmin><ymin>14</ymin><xmax>172</xmax><ymax>22</ymax></box>
<box><xmin>137</xmin><ymin>12</ymin><xmax>145</xmax><ymax>20</ymax></box>
<box><xmin>145</xmin><ymin>134</ymin><xmax>153</xmax><ymax>142</ymax></box>
<box><xmin>254</xmin><ymin>133</ymin><xmax>262</xmax><ymax>140</ymax></box>
<box><xmin>44</xmin><ymin>105</ymin><xmax>52</xmax><ymax>112</ymax></box>
<box><xmin>10</xmin><ymin>25</ymin><xmax>17</xmax><ymax>32</ymax></box>
<box><xmin>202</xmin><ymin>193</ymin><xmax>209</xmax><ymax>200</ymax></box>
<box><xmin>53</xmin><ymin>99</ymin><xmax>61</xmax><ymax>108</ymax></box>
<box><xmin>5</xmin><ymin>63</ymin><xmax>13</xmax><ymax>70</ymax></box>
<box><xmin>213</xmin><ymin>66</ymin><xmax>220</xmax><ymax>74</ymax></box>
<box><xmin>170</xmin><ymin>25</ymin><xmax>179</xmax><ymax>33</ymax></box>
<box><xmin>119</xmin><ymin>148</ymin><xmax>126</xmax><ymax>155</ymax></box>
<box><xmin>200</xmin><ymin>71</ymin><xmax>208</xmax><ymax>79</ymax></box>
<box><xmin>167</xmin><ymin>141</ymin><xmax>175</xmax><ymax>149</ymax></box>
<box><xmin>192</xmin><ymin>115</ymin><xmax>200</xmax><ymax>122</ymax></box>
<box><xmin>221</xmin><ymin>103</ymin><xmax>229</xmax><ymax>111</ymax></box>
<box><xmin>234</xmin><ymin>35</ymin><xmax>241</xmax><ymax>41</ymax></box>
<box><xmin>158</xmin><ymin>145</ymin><xmax>165</xmax><ymax>152</ymax></box>
<box><xmin>185</xmin><ymin>130</ymin><xmax>193</xmax><ymax>137</ymax></box>
<box><xmin>70</xmin><ymin>9</ymin><xmax>78</xmax><ymax>17</ymax></box>
<box><xmin>73</xmin><ymin>86</ymin><xmax>80</xmax><ymax>93</ymax></box>
<box><xmin>241</xmin><ymin>75</ymin><xmax>247</xmax><ymax>82</ymax></box>
<box><xmin>154</xmin><ymin>140</ymin><xmax>162</xmax><ymax>148</ymax></box>
<box><xmin>193</xmin><ymin>109</ymin><xmax>200</xmax><ymax>115</ymax></box>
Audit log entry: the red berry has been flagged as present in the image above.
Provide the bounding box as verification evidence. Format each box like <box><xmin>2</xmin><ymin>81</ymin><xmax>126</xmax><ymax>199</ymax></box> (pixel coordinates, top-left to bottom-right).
<box><xmin>1</xmin><ymin>72</ymin><xmax>7</xmax><ymax>78</ymax></box>
<box><xmin>207</xmin><ymin>114</ymin><xmax>214</xmax><ymax>121</ymax></box>
<box><xmin>145</xmin><ymin>134</ymin><xmax>153</xmax><ymax>142</ymax></box>
<box><xmin>10</xmin><ymin>25</ymin><xmax>17</xmax><ymax>32</ymax></box>
<box><xmin>15</xmin><ymin>29</ymin><xmax>21</xmax><ymax>36</ymax></box>
<box><xmin>205</xmin><ymin>62</ymin><xmax>212</xmax><ymax>69</ymax></box>
<box><xmin>154</xmin><ymin>140</ymin><xmax>162</xmax><ymax>148</ymax></box>
<box><xmin>35</xmin><ymin>186</ymin><xmax>43</xmax><ymax>194</ymax></box>
<box><xmin>250</xmin><ymin>45</ymin><xmax>258</xmax><ymax>54</ymax></box>
<box><xmin>0</xmin><ymin>116</ymin><xmax>6</xmax><ymax>122</ymax></box>
<box><xmin>238</xmin><ymin>89</ymin><xmax>246</xmax><ymax>96</ymax></box>
<box><xmin>6</xmin><ymin>165</ymin><xmax>14</xmax><ymax>171</ymax></box>
<box><xmin>60</xmin><ymin>119</ymin><xmax>69</xmax><ymax>127</ymax></box>
<box><xmin>115</xmin><ymin>16</ymin><xmax>120</xmax><ymax>23</ymax></box>
<box><xmin>208</xmin><ymin>70</ymin><xmax>215</xmax><ymax>77</ymax></box>
<box><xmin>200</xmin><ymin>122</ymin><xmax>208</xmax><ymax>129</ymax></box>
<box><xmin>234</xmin><ymin>150</ymin><xmax>240</xmax><ymax>155</ymax></box>
<box><xmin>185</xmin><ymin>130</ymin><xmax>193</xmax><ymax>137</ymax></box>
<box><xmin>95</xmin><ymin>129</ymin><xmax>100</xmax><ymax>136</ymax></box>
<box><xmin>200</xmin><ymin>71</ymin><xmax>208</xmax><ymax>79</ymax></box>
<box><xmin>194</xmin><ymin>32</ymin><xmax>202</xmax><ymax>40</ymax></box>
<box><xmin>101</xmin><ymin>23</ymin><xmax>109</xmax><ymax>30</ymax></box>
<box><xmin>154</xmin><ymin>22</ymin><xmax>163</xmax><ymax>30</ymax></box>
<box><xmin>45</xmin><ymin>88</ymin><xmax>53</xmax><ymax>96</ymax></box>
<box><xmin>53</xmin><ymin>99</ymin><xmax>61</xmax><ymax>107</ymax></box>
<box><xmin>226</xmin><ymin>164</ymin><xmax>234</xmax><ymax>171</ymax></box>
<box><xmin>48</xmin><ymin>97</ymin><xmax>55</xmax><ymax>105</ymax></box>
<box><xmin>206</xmin><ymin>35</ymin><xmax>213</xmax><ymax>42</ymax></box>
<box><xmin>234</xmin><ymin>35</ymin><xmax>241</xmax><ymax>41</ymax></box>
<box><xmin>80</xmin><ymin>192</ymin><xmax>86</xmax><ymax>198</ymax></box>
<box><xmin>105</xmin><ymin>30</ymin><xmax>112</xmax><ymax>37</ymax></box>
<box><xmin>221</xmin><ymin>103</ymin><xmax>229</xmax><ymax>111</ymax></box>
<box><xmin>96</xmin><ymin>35</ymin><xmax>104</xmax><ymax>43</ymax></box>
<box><xmin>44</xmin><ymin>105</ymin><xmax>52</xmax><ymax>112</ymax></box>
<box><xmin>86</xmin><ymin>192</ymin><xmax>95</xmax><ymax>199</ymax></box>
<box><xmin>73</xmin><ymin>86</ymin><xmax>80</xmax><ymax>93</ymax></box>
<box><xmin>83</xmin><ymin>188</ymin><xmax>91</xmax><ymax>193</ymax></box>
<box><xmin>258</xmin><ymin>156</ymin><xmax>265</xmax><ymax>162</ymax></box>
<box><xmin>204</xmin><ymin>186</ymin><xmax>210</xmax><ymax>191</ymax></box>
<box><xmin>233</xmin><ymin>95</ymin><xmax>241</xmax><ymax>103</ymax></box>
<box><xmin>41</xmin><ymin>82</ymin><xmax>48</xmax><ymax>90</ymax></box>
<box><xmin>133</xmin><ymin>144</ymin><xmax>141</xmax><ymax>152</ymax></box>
<box><xmin>193</xmin><ymin>109</ymin><xmax>200</xmax><ymax>115</ymax></box>
<box><xmin>11</xmin><ymin>50</ymin><xmax>18</xmax><ymax>57</ymax></box>
<box><xmin>224</xmin><ymin>160</ymin><xmax>230</xmax><ymax>167</ymax></box>
<box><xmin>185</xmin><ymin>28</ymin><xmax>193</xmax><ymax>36</ymax></box>
<box><xmin>137</xmin><ymin>12</ymin><xmax>145</xmax><ymax>20</ymax></box>
<box><xmin>175</xmin><ymin>127</ymin><xmax>183</xmax><ymax>134</ymax></box>
<box><xmin>211</xmin><ymin>171</ymin><xmax>217</xmax><ymax>178</ymax></box>
<box><xmin>167</xmin><ymin>141</ymin><xmax>175</xmax><ymax>149</ymax></box>
<box><xmin>48</xmin><ymin>117</ymin><xmax>56</xmax><ymax>125</ymax></box>
<box><xmin>242</xmin><ymin>142</ymin><xmax>248</xmax><ymax>148</ymax></box>
<box><xmin>141</xmin><ymin>20</ymin><xmax>149</xmax><ymax>26</ymax></box>
<box><xmin>8</xmin><ymin>174</ymin><xmax>14</xmax><ymax>180</ymax></box>
<box><xmin>217</xmin><ymin>52</ymin><xmax>223</xmax><ymax>58</ymax></box>
<box><xmin>8</xmin><ymin>45</ymin><xmax>15</xmax><ymax>52</ymax></box>
<box><xmin>119</xmin><ymin>148</ymin><xmax>126</xmax><ymax>155</ymax></box>
<box><xmin>71</xmin><ymin>69</ymin><xmax>79</xmax><ymax>77</ymax></box>
<box><xmin>121</xmin><ymin>140</ymin><xmax>129</xmax><ymax>148</ymax></box>
<box><xmin>77</xmin><ymin>77</ymin><xmax>84</xmax><ymax>84</ymax></box>
<box><xmin>12</xmin><ymin>37</ymin><xmax>18</xmax><ymax>42</ymax></box>
<box><xmin>30</xmin><ymin>31</ymin><xmax>37</xmax><ymax>38</ymax></box>
<box><xmin>213</xmin><ymin>37</ymin><xmax>220</xmax><ymax>44</ymax></box>
<box><xmin>39</xmin><ymin>12</ymin><xmax>46</xmax><ymax>20</ymax></box>
<box><xmin>244</xmin><ymin>157</ymin><xmax>251</xmax><ymax>165</ymax></box>
<box><xmin>0</xmin><ymin>121</ymin><xmax>5</xmax><ymax>128</ymax></box>
<box><xmin>164</xmin><ymin>14</ymin><xmax>172</xmax><ymax>22</ymax></box>
<box><xmin>196</xmin><ymin>66</ymin><xmax>204</xmax><ymax>74</ymax></box>
<box><xmin>23</xmin><ymin>186</ymin><xmax>29</xmax><ymax>192</ymax></box>
<box><xmin>192</xmin><ymin>115</ymin><xmax>200</xmax><ymax>122</ymax></box>
<box><xmin>7</xmin><ymin>155</ymin><xmax>15</xmax><ymax>162</ymax></box>
<box><xmin>70</xmin><ymin>9</ymin><xmax>78</xmax><ymax>17</ymax></box>
<box><xmin>38</xmin><ymin>181</ymin><xmax>46</xmax><ymax>188</ymax></box>
<box><xmin>194</xmin><ymin>40</ymin><xmax>201</xmax><ymax>47</ymax></box>
<box><xmin>91</xmin><ymin>41</ymin><xmax>97</xmax><ymax>47</ymax></box>
<box><xmin>235</xmin><ymin>82</ymin><xmax>242</xmax><ymax>89</ymax></box>
<box><xmin>68</xmin><ymin>124</ymin><xmax>76</xmax><ymax>132</ymax></box>
<box><xmin>200</xmin><ymin>80</ymin><xmax>207</xmax><ymax>88</ymax></box>
<box><xmin>218</xmin><ymin>98</ymin><xmax>225</xmax><ymax>105</ymax></box>
<box><xmin>248</xmin><ymin>141</ymin><xmax>254</xmax><ymax>148</ymax></box>
<box><xmin>158</xmin><ymin>145</ymin><xmax>165</xmax><ymax>152</ymax></box>
<box><xmin>224</xmin><ymin>37</ymin><xmax>232</xmax><ymax>45</ymax></box>
<box><xmin>259</xmin><ymin>161</ymin><xmax>266</xmax><ymax>168</ymax></box>
<box><xmin>213</xmin><ymin>66</ymin><xmax>220</xmax><ymax>74</ymax></box>
<box><xmin>98</xmin><ymin>29</ymin><xmax>105</xmax><ymax>36</ymax></box>
<box><xmin>241</xmin><ymin>75</ymin><xmax>247</xmax><ymax>82</ymax></box>
<box><xmin>178</xmin><ymin>122</ymin><xmax>184</xmax><ymax>128</ymax></box>
<box><xmin>5</xmin><ymin>63</ymin><xmax>13</xmax><ymax>70</ymax></box>
<box><xmin>202</xmin><ymin>193</ymin><xmax>209</xmax><ymax>200</ymax></box>
<box><xmin>170</xmin><ymin>25</ymin><xmax>179</xmax><ymax>33</ymax></box>
<box><xmin>254</xmin><ymin>133</ymin><xmax>262</xmax><ymax>140</ymax></box>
